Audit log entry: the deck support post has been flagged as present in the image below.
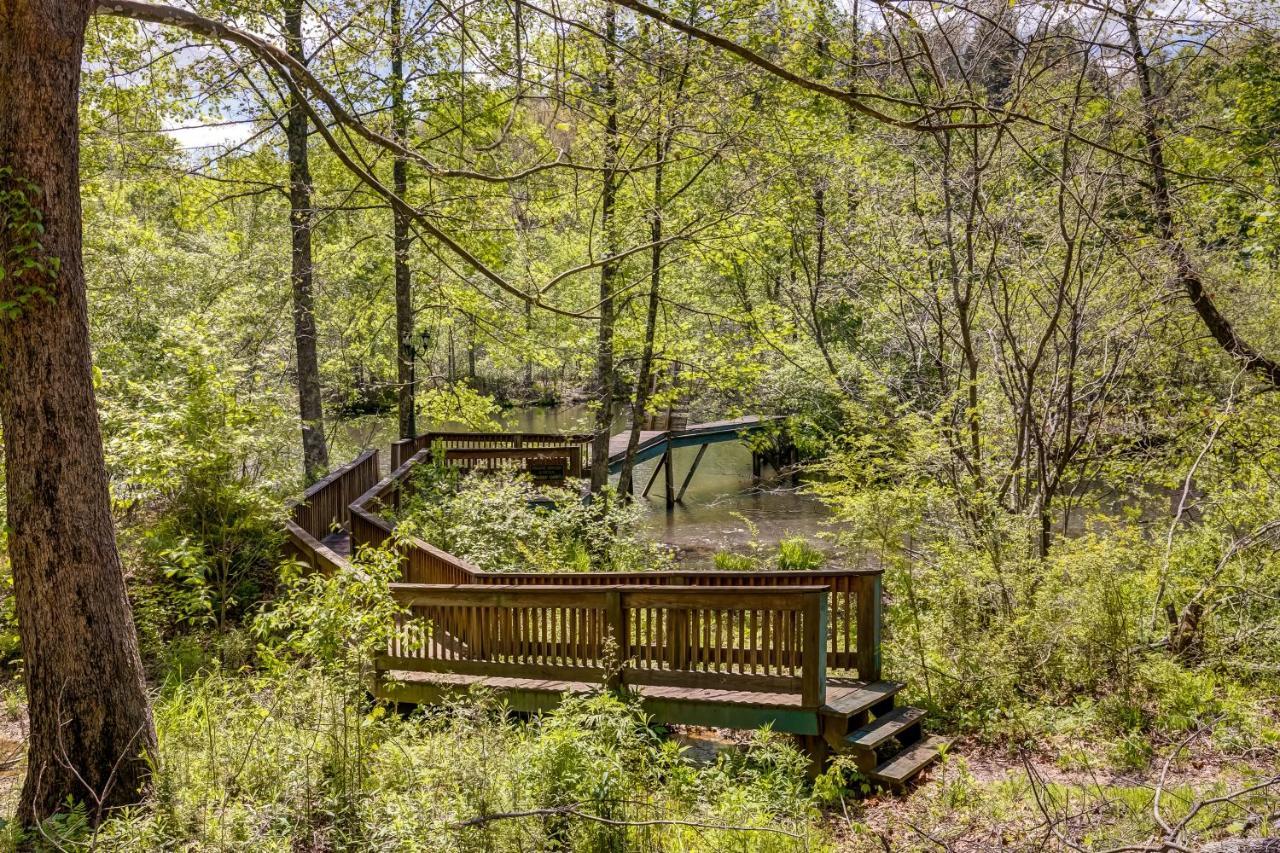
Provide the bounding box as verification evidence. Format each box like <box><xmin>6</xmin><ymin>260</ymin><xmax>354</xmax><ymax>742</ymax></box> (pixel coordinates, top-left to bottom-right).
<box><xmin>604</xmin><ymin>590</ymin><xmax>625</xmax><ymax>691</ymax></box>
<box><xmin>856</xmin><ymin>575</ymin><xmax>883</xmax><ymax>682</ymax></box>
<box><xmin>663</xmin><ymin>449</ymin><xmax>675</xmax><ymax>510</ymax></box>
<box><xmin>675</xmin><ymin>443</ymin><xmax>708</xmax><ymax>502</ymax></box>
<box><xmin>751</xmin><ymin>451</ymin><xmax>762</xmax><ymax>484</ymax></box>
<box><xmin>799</xmin><ymin>735</ymin><xmax>830</xmax><ymax>780</ymax></box>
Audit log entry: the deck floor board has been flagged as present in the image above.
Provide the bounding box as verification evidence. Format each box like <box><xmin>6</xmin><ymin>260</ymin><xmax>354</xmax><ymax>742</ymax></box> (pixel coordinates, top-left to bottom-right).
<box><xmin>387</xmin><ymin>670</ymin><xmax>876</xmax><ymax>712</ymax></box>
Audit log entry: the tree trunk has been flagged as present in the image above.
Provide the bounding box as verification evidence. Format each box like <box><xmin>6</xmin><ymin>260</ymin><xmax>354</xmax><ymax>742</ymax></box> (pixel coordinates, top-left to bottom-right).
<box><xmin>1123</xmin><ymin>4</ymin><xmax>1280</xmax><ymax>389</ymax></box>
<box><xmin>391</xmin><ymin>0</ymin><xmax>415</xmax><ymax>441</ymax></box>
<box><xmin>589</xmin><ymin>4</ymin><xmax>621</xmax><ymax>494</ymax></box>
<box><xmin>285</xmin><ymin>0</ymin><xmax>330</xmax><ymax>480</ymax></box>
<box><xmin>617</xmin><ymin>133</ymin><xmax>665</xmax><ymax>498</ymax></box>
<box><xmin>0</xmin><ymin>0</ymin><xmax>156</xmax><ymax>823</ymax></box>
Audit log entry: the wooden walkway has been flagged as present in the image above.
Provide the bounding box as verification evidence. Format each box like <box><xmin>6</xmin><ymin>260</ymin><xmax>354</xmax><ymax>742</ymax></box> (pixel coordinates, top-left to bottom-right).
<box><xmin>283</xmin><ymin>432</ymin><xmax>947</xmax><ymax>788</ymax></box>
<box><xmin>604</xmin><ymin>415</ymin><xmax>782</xmax><ymax>473</ymax></box>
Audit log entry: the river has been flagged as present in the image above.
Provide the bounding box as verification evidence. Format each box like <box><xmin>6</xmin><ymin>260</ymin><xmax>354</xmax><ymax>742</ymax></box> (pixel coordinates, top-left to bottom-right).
<box><xmin>333</xmin><ymin>405</ymin><xmax>833</xmax><ymax>567</ymax></box>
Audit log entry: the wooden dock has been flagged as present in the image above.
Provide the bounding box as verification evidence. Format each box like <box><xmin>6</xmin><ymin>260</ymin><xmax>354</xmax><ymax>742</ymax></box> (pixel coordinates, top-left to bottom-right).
<box><xmin>283</xmin><ymin>434</ymin><xmax>947</xmax><ymax>788</ymax></box>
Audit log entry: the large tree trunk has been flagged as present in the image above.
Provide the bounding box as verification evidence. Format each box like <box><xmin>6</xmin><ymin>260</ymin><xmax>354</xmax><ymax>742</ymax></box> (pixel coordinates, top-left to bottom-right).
<box><xmin>589</xmin><ymin>4</ymin><xmax>620</xmax><ymax>494</ymax></box>
<box><xmin>391</xmin><ymin>0</ymin><xmax>415</xmax><ymax>441</ymax></box>
<box><xmin>285</xmin><ymin>0</ymin><xmax>330</xmax><ymax>480</ymax></box>
<box><xmin>0</xmin><ymin>0</ymin><xmax>156</xmax><ymax>823</ymax></box>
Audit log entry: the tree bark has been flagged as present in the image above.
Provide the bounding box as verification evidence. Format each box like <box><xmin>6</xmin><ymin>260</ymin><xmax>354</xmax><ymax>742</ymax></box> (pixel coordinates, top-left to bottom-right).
<box><xmin>589</xmin><ymin>4</ymin><xmax>621</xmax><ymax>494</ymax></box>
<box><xmin>0</xmin><ymin>0</ymin><xmax>156</xmax><ymax>823</ymax></box>
<box><xmin>391</xmin><ymin>0</ymin><xmax>415</xmax><ymax>440</ymax></box>
<box><xmin>285</xmin><ymin>0</ymin><xmax>330</xmax><ymax>480</ymax></box>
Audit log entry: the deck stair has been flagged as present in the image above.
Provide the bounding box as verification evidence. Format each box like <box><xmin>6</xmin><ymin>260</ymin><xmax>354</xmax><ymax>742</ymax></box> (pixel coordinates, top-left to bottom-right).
<box><xmin>820</xmin><ymin>690</ymin><xmax>946</xmax><ymax>788</ymax></box>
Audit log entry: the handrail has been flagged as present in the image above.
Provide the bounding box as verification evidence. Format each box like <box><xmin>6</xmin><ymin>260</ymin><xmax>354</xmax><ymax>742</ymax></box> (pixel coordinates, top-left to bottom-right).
<box><xmin>380</xmin><ymin>583</ymin><xmax>829</xmax><ymax>707</ymax></box>
<box><xmin>284</xmin><ymin>449</ymin><xmax>381</xmax><ymax>575</ymax></box>
<box><xmin>288</xmin><ymin>449</ymin><xmax>380</xmax><ymax>540</ymax></box>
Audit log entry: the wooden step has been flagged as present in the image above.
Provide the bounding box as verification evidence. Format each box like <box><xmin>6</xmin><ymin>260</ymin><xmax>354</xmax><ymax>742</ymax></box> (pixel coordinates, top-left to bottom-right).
<box><xmin>822</xmin><ymin>681</ymin><xmax>904</xmax><ymax>718</ymax></box>
<box><xmin>869</xmin><ymin>735</ymin><xmax>949</xmax><ymax>788</ymax></box>
<box><xmin>844</xmin><ymin>706</ymin><xmax>925</xmax><ymax>751</ymax></box>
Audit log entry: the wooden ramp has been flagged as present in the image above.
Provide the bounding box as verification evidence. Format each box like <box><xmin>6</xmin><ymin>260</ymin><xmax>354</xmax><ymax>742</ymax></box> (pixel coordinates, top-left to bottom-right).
<box><xmin>605</xmin><ymin>416</ymin><xmax>781</xmax><ymax>473</ymax></box>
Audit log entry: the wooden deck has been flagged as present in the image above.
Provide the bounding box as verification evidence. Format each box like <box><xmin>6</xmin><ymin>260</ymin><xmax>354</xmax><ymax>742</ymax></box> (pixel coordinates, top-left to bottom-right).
<box><xmin>284</xmin><ymin>434</ymin><xmax>948</xmax><ymax>789</ymax></box>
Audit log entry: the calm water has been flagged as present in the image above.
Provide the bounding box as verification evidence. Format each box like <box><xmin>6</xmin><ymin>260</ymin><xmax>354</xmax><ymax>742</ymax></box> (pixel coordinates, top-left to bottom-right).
<box><xmin>332</xmin><ymin>405</ymin><xmax>832</xmax><ymax>566</ymax></box>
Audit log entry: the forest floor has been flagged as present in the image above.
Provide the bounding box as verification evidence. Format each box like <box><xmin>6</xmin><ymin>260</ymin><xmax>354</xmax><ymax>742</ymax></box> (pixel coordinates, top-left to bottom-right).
<box><xmin>673</xmin><ymin>724</ymin><xmax>1280</xmax><ymax>851</ymax></box>
<box><xmin>0</xmin><ymin>695</ymin><xmax>1272</xmax><ymax>849</ymax></box>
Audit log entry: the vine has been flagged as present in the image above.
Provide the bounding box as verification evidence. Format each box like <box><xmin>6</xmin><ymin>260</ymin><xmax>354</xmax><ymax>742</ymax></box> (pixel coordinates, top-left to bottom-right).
<box><xmin>0</xmin><ymin>164</ymin><xmax>59</xmax><ymax>319</ymax></box>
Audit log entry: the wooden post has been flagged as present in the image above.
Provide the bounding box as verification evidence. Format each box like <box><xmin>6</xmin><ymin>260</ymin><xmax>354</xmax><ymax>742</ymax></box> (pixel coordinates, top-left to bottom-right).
<box><xmin>856</xmin><ymin>575</ymin><xmax>882</xmax><ymax>682</ymax></box>
<box><xmin>604</xmin><ymin>590</ymin><xmax>624</xmax><ymax>690</ymax></box>
<box><xmin>663</xmin><ymin>449</ymin><xmax>675</xmax><ymax>510</ymax></box>
<box><xmin>675</xmin><ymin>443</ymin><xmax>708</xmax><ymax>502</ymax></box>
<box><xmin>802</xmin><ymin>591</ymin><xmax>828</xmax><ymax>708</ymax></box>
<box><xmin>751</xmin><ymin>451</ymin><xmax>762</xmax><ymax>484</ymax></box>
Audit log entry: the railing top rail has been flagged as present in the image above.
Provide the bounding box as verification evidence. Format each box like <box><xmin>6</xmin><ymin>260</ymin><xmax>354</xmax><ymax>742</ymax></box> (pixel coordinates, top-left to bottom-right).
<box><xmin>410</xmin><ymin>430</ymin><xmax>596</xmax><ymax>443</ymax></box>
<box><xmin>287</xmin><ymin>448</ymin><xmax>379</xmax><ymax>509</ymax></box>
<box><xmin>443</xmin><ymin>447</ymin><xmax>580</xmax><ymax>459</ymax></box>
<box><xmin>390</xmin><ymin>583</ymin><xmax>829</xmax><ymax>609</ymax></box>
<box><xmin>390</xmin><ymin>582</ymin><xmax>831</xmax><ymax>595</ymax></box>
<box><xmin>492</xmin><ymin>567</ymin><xmax>883</xmax><ymax>579</ymax></box>
<box><xmin>351</xmin><ymin>448</ymin><xmax>427</xmax><ymax>509</ymax></box>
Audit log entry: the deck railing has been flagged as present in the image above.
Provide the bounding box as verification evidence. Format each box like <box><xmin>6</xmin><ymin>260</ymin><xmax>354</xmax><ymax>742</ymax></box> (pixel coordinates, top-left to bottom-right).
<box><xmin>380</xmin><ymin>584</ymin><xmax>830</xmax><ymax>707</ymax></box>
<box><xmin>347</xmin><ymin>449</ymin><xmax>883</xmax><ymax>681</ymax></box>
<box><xmin>390</xmin><ymin>431</ymin><xmax>595</xmax><ymax>471</ymax></box>
<box><xmin>285</xmin><ymin>449</ymin><xmax>381</xmax><ymax>575</ymax></box>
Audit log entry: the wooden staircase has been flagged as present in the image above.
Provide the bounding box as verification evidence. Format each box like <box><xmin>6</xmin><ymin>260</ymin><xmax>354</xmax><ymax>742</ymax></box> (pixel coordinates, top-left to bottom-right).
<box><xmin>819</xmin><ymin>681</ymin><xmax>948</xmax><ymax>789</ymax></box>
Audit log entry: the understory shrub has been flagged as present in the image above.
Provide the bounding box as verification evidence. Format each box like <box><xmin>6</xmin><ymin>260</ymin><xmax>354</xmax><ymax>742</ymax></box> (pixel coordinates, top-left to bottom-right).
<box><xmin>396</xmin><ymin>461</ymin><xmax>673</xmax><ymax>573</ymax></box>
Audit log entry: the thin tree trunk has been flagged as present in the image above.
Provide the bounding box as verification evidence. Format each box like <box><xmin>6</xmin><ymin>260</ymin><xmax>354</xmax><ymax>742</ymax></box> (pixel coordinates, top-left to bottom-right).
<box><xmin>618</xmin><ymin>132</ymin><xmax>666</xmax><ymax>497</ymax></box>
<box><xmin>391</xmin><ymin>0</ymin><xmax>415</xmax><ymax>440</ymax></box>
<box><xmin>1123</xmin><ymin>4</ymin><xmax>1280</xmax><ymax>389</ymax></box>
<box><xmin>285</xmin><ymin>0</ymin><xmax>329</xmax><ymax>480</ymax></box>
<box><xmin>589</xmin><ymin>5</ymin><xmax>621</xmax><ymax>494</ymax></box>
<box><xmin>810</xmin><ymin>183</ymin><xmax>840</xmax><ymax>380</ymax></box>
<box><xmin>0</xmin><ymin>1</ymin><xmax>156</xmax><ymax>823</ymax></box>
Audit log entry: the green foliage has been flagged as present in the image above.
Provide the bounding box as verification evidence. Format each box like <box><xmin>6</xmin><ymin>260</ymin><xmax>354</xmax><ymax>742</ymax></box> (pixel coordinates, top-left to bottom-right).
<box><xmin>101</xmin><ymin>334</ymin><xmax>291</xmax><ymax>665</ymax></box>
<box><xmin>776</xmin><ymin>536</ymin><xmax>824</xmax><ymax>571</ymax></box>
<box><xmin>253</xmin><ymin>544</ymin><xmax>404</xmax><ymax>688</ymax></box>
<box><xmin>713</xmin><ymin>532</ymin><xmax>827</xmax><ymax>572</ymax></box>
<box><xmin>416</xmin><ymin>384</ymin><xmax>503</xmax><ymax>431</ymax></box>
<box><xmin>396</xmin><ymin>465</ymin><xmax>672</xmax><ymax>573</ymax></box>
<box><xmin>0</xmin><ymin>165</ymin><xmax>59</xmax><ymax>318</ymax></box>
